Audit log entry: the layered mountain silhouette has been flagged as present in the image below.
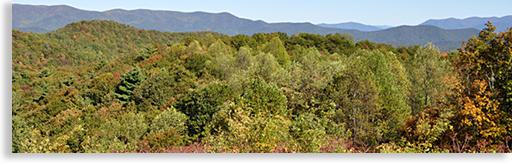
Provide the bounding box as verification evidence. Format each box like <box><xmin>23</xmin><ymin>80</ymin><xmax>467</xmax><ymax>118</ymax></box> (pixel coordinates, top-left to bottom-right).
<box><xmin>13</xmin><ymin>3</ymin><xmax>494</xmax><ymax>52</ymax></box>
<box><xmin>317</xmin><ymin>22</ymin><xmax>390</xmax><ymax>32</ymax></box>
<box><xmin>12</xmin><ymin>4</ymin><xmax>361</xmax><ymax>35</ymax></box>
<box><xmin>319</xmin><ymin>16</ymin><xmax>512</xmax><ymax>32</ymax></box>
<box><xmin>420</xmin><ymin>16</ymin><xmax>512</xmax><ymax>32</ymax></box>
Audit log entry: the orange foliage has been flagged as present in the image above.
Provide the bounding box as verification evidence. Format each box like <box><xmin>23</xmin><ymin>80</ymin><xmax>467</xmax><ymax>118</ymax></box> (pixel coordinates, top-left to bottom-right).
<box><xmin>138</xmin><ymin>53</ymin><xmax>163</xmax><ymax>68</ymax></box>
<box><xmin>453</xmin><ymin>80</ymin><xmax>505</xmax><ymax>141</ymax></box>
<box><xmin>49</xmin><ymin>108</ymin><xmax>82</xmax><ymax>127</ymax></box>
<box><xmin>404</xmin><ymin>108</ymin><xmax>442</xmax><ymax>137</ymax></box>
<box><xmin>450</xmin><ymin>22</ymin><xmax>511</xmax><ymax>143</ymax></box>
<box><xmin>95</xmin><ymin>102</ymin><xmax>124</xmax><ymax>121</ymax></box>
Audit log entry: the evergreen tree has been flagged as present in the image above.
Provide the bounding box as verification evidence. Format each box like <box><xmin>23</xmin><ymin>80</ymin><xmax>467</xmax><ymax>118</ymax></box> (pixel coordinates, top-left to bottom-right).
<box><xmin>38</xmin><ymin>68</ymin><xmax>52</xmax><ymax>78</ymax></box>
<box><xmin>115</xmin><ymin>67</ymin><xmax>143</xmax><ymax>105</ymax></box>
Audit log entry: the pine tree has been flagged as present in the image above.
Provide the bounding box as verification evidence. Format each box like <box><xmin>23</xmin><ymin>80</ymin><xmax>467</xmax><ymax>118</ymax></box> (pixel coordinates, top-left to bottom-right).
<box><xmin>115</xmin><ymin>67</ymin><xmax>143</xmax><ymax>105</ymax></box>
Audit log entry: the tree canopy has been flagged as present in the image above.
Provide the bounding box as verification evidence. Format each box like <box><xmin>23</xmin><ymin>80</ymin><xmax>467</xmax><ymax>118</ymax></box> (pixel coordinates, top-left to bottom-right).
<box><xmin>11</xmin><ymin>20</ymin><xmax>512</xmax><ymax>153</ymax></box>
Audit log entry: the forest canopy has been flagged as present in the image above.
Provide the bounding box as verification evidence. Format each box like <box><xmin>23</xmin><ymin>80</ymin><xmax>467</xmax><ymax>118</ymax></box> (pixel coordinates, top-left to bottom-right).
<box><xmin>11</xmin><ymin>20</ymin><xmax>512</xmax><ymax>153</ymax></box>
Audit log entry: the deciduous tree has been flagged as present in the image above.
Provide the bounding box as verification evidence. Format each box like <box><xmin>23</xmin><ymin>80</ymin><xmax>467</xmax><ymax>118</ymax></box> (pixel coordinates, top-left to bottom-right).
<box><xmin>452</xmin><ymin>22</ymin><xmax>512</xmax><ymax>142</ymax></box>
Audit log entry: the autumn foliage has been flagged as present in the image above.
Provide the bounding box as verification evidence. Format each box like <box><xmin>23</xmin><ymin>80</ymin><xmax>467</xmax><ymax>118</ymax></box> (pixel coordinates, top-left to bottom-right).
<box><xmin>11</xmin><ymin>20</ymin><xmax>512</xmax><ymax>153</ymax></box>
<box><xmin>449</xmin><ymin>22</ymin><xmax>512</xmax><ymax>144</ymax></box>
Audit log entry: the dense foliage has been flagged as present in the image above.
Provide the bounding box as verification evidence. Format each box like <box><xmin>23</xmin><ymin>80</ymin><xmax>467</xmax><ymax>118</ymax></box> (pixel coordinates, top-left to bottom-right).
<box><xmin>12</xmin><ymin>20</ymin><xmax>512</xmax><ymax>153</ymax></box>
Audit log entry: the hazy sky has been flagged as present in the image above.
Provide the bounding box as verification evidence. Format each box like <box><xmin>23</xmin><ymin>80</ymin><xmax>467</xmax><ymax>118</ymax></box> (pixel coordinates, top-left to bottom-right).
<box><xmin>11</xmin><ymin>0</ymin><xmax>512</xmax><ymax>26</ymax></box>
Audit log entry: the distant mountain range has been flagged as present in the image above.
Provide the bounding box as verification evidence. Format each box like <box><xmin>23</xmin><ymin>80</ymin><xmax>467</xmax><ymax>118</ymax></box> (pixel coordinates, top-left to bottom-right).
<box><xmin>12</xmin><ymin>4</ymin><xmax>359</xmax><ymax>35</ymax></box>
<box><xmin>318</xmin><ymin>16</ymin><xmax>512</xmax><ymax>32</ymax></box>
<box><xmin>420</xmin><ymin>16</ymin><xmax>512</xmax><ymax>32</ymax></box>
<box><xmin>14</xmin><ymin>4</ymin><xmax>505</xmax><ymax>52</ymax></box>
<box><xmin>356</xmin><ymin>25</ymin><xmax>479</xmax><ymax>52</ymax></box>
<box><xmin>317</xmin><ymin>22</ymin><xmax>392</xmax><ymax>32</ymax></box>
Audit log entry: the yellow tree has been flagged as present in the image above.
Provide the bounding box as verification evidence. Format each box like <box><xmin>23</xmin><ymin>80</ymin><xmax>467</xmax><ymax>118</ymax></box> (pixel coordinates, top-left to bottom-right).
<box><xmin>452</xmin><ymin>22</ymin><xmax>512</xmax><ymax>142</ymax></box>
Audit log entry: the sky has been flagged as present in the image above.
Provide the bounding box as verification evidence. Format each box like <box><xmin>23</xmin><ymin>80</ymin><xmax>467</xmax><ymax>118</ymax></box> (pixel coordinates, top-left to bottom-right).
<box><xmin>11</xmin><ymin>0</ymin><xmax>512</xmax><ymax>26</ymax></box>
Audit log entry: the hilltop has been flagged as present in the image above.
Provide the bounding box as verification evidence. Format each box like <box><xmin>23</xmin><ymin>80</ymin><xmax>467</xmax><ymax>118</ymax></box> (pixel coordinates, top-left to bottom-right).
<box><xmin>12</xmin><ymin>19</ymin><xmax>224</xmax><ymax>71</ymax></box>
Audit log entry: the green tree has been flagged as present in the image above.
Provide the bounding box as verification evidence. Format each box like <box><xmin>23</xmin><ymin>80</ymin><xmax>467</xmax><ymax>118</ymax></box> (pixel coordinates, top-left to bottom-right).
<box><xmin>231</xmin><ymin>34</ymin><xmax>257</xmax><ymax>50</ymax></box>
<box><xmin>176</xmin><ymin>83</ymin><xmax>236</xmax><ymax>138</ymax></box>
<box><xmin>82</xmin><ymin>112</ymin><xmax>147</xmax><ymax>152</ymax></box>
<box><xmin>262</xmin><ymin>37</ymin><xmax>290</xmax><ymax>66</ymax></box>
<box><xmin>115</xmin><ymin>67</ymin><xmax>143</xmax><ymax>105</ymax></box>
<box><xmin>12</xmin><ymin>116</ymin><xmax>31</xmax><ymax>153</ymax></box>
<box><xmin>59</xmin><ymin>74</ymin><xmax>77</xmax><ymax>87</ymax></box>
<box><xmin>252</xmin><ymin>33</ymin><xmax>267</xmax><ymax>44</ymax></box>
<box><xmin>326</xmin><ymin>49</ymin><xmax>410</xmax><ymax>146</ymax></box>
<box><xmin>326</xmin><ymin>62</ymin><xmax>380</xmax><ymax>147</ymax></box>
<box><xmin>183</xmin><ymin>52</ymin><xmax>208</xmax><ymax>78</ymax></box>
<box><xmin>366</xmin><ymin>50</ymin><xmax>410</xmax><ymax>143</ymax></box>
<box><xmin>289</xmin><ymin>112</ymin><xmax>328</xmax><ymax>152</ymax></box>
<box><xmin>12</xmin><ymin>70</ymin><xmax>19</xmax><ymax>83</ymax></box>
<box><xmin>137</xmin><ymin>44</ymin><xmax>158</xmax><ymax>62</ymax></box>
<box><xmin>133</xmin><ymin>67</ymin><xmax>189</xmax><ymax>111</ymax></box>
<box><xmin>209</xmin><ymin>39</ymin><xmax>236</xmax><ymax>80</ymax></box>
<box><xmin>208</xmin><ymin>39</ymin><xmax>232</xmax><ymax>59</ymax></box>
<box><xmin>223</xmin><ymin>46</ymin><xmax>256</xmax><ymax>94</ymax></box>
<box><xmin>206</xmin><ymin>78</ymin><xmax>294</xmax><ymax>153</ymax></box>
<box><xmin>150</xmin><ymin>106</ymin><xmax>188</xmax><ymax>135</ymax></box>
<box><xmin>288</xmin><ymin>44</ymin><xmax>308</xmax><ymax>62</ymax></box>
<box><xmin>240</xmin><ymin>78</ymin><xmax>289</xmax><ymax>116</ymax></box>
<box><xmin>235</xmin><ymin>46</ymin><xmax>254</xmax><ymax>70</ymax></box>
<box><xmin>33</xmin><ymin>82</ymin><xmax>50</xmax><ymax>103</ymax></box>
<box><xmin>85</xmin><ymin>73</ymin><xmax>120</xmax><ymax>106</ymax></box>
<box><xmin>186</xmin><ymin>40</ymin><xmax>203</xmax><ymax>54</ymax></box>
<box><xmin>270</xmin><ymin>47</ymin><xmax>344</xmax><ymax>116</ymax></box>
<box><xmin>406</xmin><ymin>43</ymin><xmax>451</xmax><ymax>116</ymax></box>
<box><xmin>39</xmin><ymin>68</ymin><xmax>53</xmax><ymax>78</ymax></box>
<box><xmin>166</xmin><ymin>42</ymin><xmax>187</xmax><ymax>58</ymax></box>
<box><xmin>249</xmin><ymin>52</ymin><xmax>280</xmax><ymax>81</ymax></box>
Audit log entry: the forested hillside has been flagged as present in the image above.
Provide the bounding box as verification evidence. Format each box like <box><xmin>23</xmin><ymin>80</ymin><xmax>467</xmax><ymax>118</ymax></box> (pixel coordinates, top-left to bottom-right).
<box><xmin>12</xmin><ymin>20</ymin><xmax>512</xmax><ymax>153</ymax></box>
<box><xmin>12</xmin><ymin>20</ymin><xmax>224</xmax><ymax>71</ymax></box>
<box><xmin>356</xmin><ymin>25</ymin><xmax>479</xmax><ymax>52</ymax></box>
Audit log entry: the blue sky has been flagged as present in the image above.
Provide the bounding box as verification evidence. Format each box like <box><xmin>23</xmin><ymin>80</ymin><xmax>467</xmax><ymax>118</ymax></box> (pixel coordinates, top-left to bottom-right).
<box><xmin>10</xmin><ymin>0</ymin><xmax>512</xmax><ymax>26</ymax></box>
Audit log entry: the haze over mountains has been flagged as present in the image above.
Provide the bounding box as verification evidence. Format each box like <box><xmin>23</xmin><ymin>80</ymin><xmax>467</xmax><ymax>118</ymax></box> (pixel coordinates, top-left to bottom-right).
<box><xmin>12</xmin><ymin>4</ymin><xmax>511</xmax><ymax>52</ymax></box>
<box><xmin>317</xmin><ymin>22</ymin><xmax>391</xmax><ymax>32</ymax></box>
<box><xmin>318</xmin><ymin>16</ymin><xmax>512</xmax><ymax>32</ymax></box>
<box><xmin>420</xmin><ymin>16</ymin><xmax>512</xmax><ymax>32</ymax></box>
